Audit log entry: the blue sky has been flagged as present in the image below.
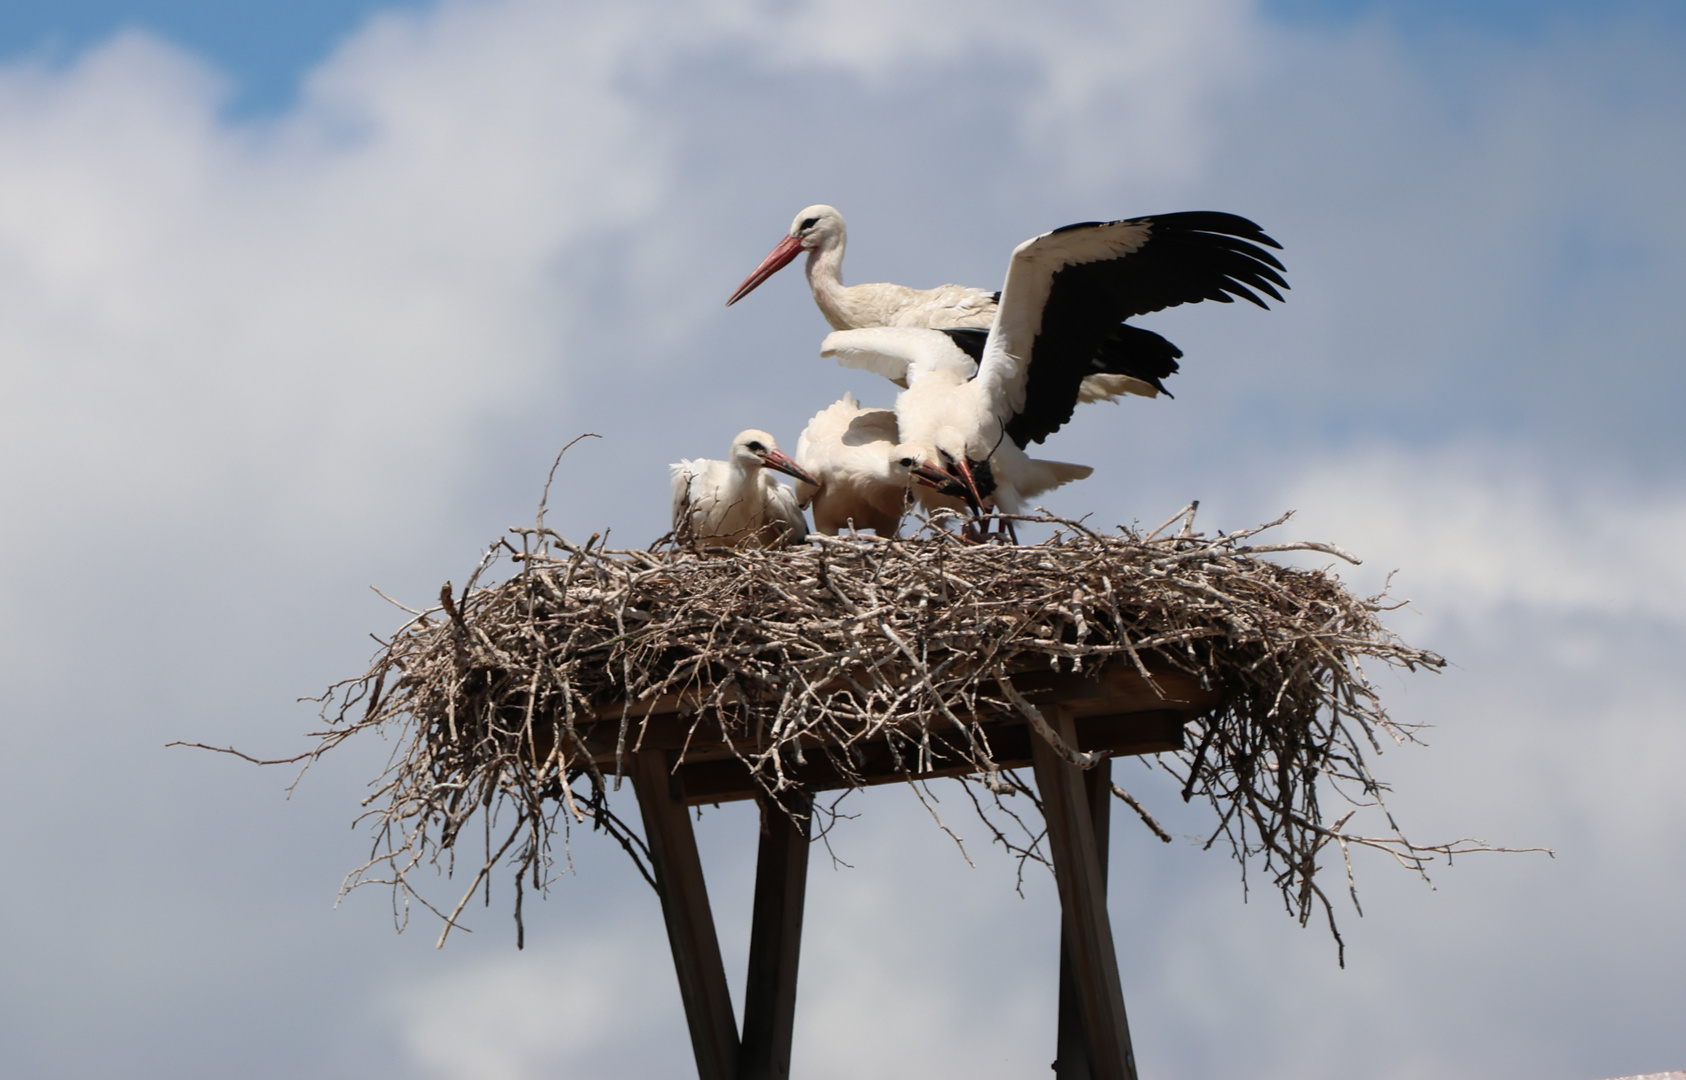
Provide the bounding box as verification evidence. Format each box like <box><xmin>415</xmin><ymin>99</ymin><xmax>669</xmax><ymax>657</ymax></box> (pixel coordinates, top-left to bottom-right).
<box><xmin>0</xmin><ymin>2</ymin><xmax>1682</xmax><ymax>1078</ymax></box>
<box><xmin>3</xmin><ymin>0</ymin><xmax>1681</xmax><ymax>113</ymax></box>
<box><xmin>0</xmin><ymin>0</ymin><xmax>426</xmax><ymax>112</ymax></box>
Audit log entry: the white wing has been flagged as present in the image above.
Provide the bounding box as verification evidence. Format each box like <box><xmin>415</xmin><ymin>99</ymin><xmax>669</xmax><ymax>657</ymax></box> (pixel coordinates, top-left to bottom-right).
<box><xmin>763</xmin><ymin>477</ymin><xmax>809</xmax><ymax>545</ymax></box>
<box><xmin>669</xmin><ymin>460</ymin><xmax>700</xmax><ymax>533</ymax></box>
<box><xmin>978</xmin><ymin>219</ymin><xmax>1155</xmax><ymax>422</ymax></box>
<box><xmin>821</xmin><ymin>327</ymin><xmax>977</xmax><ymax>384</ymax></box>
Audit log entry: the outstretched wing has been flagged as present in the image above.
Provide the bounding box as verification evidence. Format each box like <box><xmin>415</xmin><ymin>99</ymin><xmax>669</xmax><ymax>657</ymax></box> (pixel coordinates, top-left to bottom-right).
<box><xmin>979</xmin><ymin>212</ymin><xmax>1286</xmax><ymax>447</ymax></box>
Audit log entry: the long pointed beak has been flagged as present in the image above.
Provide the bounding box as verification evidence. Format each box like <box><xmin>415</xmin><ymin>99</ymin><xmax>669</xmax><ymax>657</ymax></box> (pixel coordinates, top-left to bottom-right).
<box><xmin>911</xmin><ymin>461</ymin><xmax>958</xmax><ymax>491</ymax></box>
<box><xmin>726</xmin><ymin>234</ymin><xmax>805</xmax><ymax>306</ymax></box>
<box><xmin>760</xmin><ymin>448</ymin><xmax>819</xmax><ymax>488</ymax></box>
<box><xmin>954</xmin><ymin>457</ymin><xmax>986</xmax><ymax>514</ymax></box>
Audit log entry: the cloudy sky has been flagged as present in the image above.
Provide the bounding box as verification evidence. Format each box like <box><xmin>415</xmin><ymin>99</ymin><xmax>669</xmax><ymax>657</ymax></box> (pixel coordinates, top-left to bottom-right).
<box><xmin>1</xmin><ymin>0</ymin><xmax>1682</xmax><ymax>1077</ymax></box>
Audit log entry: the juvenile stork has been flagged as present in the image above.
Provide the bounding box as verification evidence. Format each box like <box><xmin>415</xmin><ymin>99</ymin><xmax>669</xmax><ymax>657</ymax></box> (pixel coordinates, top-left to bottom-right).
<box><xmin>671</xmin><ymin>430</ymin><xmax>816</xmax><ymax>548</ymax></box>
<box><xmin>792</xmin><ymin>393</ymin><xmax>967</xmax><ymax>536</ymax></box>
<box><xmin>821</xmin><ymin>330</ymin><xmax>1093</xmax><ymax>522</ymax></box>
<box><xmin>822</xmin><ymin>212</ymin><xmax>1287</xmax><ymax>524</ymax></box>
<box><xmin>725</xmin><ymin>204</ymin><xmax>1182</xmax><ymax>404</ymax></box>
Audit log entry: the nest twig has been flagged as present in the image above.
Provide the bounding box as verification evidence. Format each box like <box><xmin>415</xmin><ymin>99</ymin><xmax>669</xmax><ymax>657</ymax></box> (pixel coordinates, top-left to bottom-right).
<box><xmin>231</xmin><ymin>497</ymin><xmax>1544</xmax><ymax>964</ymax></box>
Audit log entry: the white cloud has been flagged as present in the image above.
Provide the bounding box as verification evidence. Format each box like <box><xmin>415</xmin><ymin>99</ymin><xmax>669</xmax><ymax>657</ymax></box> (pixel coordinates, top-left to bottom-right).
<box><xmin>390</xmin><ymin>931</ymin><xmax>668</xmax><ymax>1080</ymax></box>
<box><xmin>0</xmin><ymin>1</ymin><xmax>1682</xmax><ymax>1078</ymax></box>
<box><xmin>1275</xmin><ymin>445</ymin><xmax>1686</xmax><ymax>627</ymax></box>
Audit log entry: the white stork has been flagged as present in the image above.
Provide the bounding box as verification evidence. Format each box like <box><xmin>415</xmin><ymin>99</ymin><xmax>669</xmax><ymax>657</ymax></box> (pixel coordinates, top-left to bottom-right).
<box><xmin>821</xmin><ymin>329</ymin><xmax>1093</xmax><ymax>521</ymax></box>
<box><xmin>821</xmin><ymin>211</ymin><xmax>1287</xmax><ymax>523</ymax></box>
<box><xmin>727</xmin><ymin>204</ymin><xmax>995</xmax><ymax>330</ymax></box>
<box><xmin>725</xmin><ymin>204</ymin><xmax>1180</xmax><ymax>404</ymax></box>
<box><xmin>671</xmin><ymin>430</ymin><xmax>816</xmax><ymax>548</ymax></box>
<box><xmin>792</xmin><ymin>393</ymin><xmax>964</xmax><ymax>536</ymax></box>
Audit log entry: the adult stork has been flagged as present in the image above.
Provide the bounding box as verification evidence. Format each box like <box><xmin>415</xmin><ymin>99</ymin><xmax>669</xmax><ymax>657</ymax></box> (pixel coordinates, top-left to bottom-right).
<box><xmin>671</xmin><ymin>430</ymin><xmax>816</xmax><ymax>548</ymax></box>
<box><xmin>821</xmin><ymin>211</ymin><xmax>1287</xmax><ymax>525</ymax></box>
<box><xmin>792</xmin><ymin>393</ymin><xmax>977</xmax><ymax>535</ymax></box>
<box><xmin>725</xmin><ymin>204</ymin><xmax>1183</xmax><ymax>404</ymax></box>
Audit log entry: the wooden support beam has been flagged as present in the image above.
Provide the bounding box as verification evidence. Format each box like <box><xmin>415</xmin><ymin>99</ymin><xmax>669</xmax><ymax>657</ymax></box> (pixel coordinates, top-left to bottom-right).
<box><xmin>672</xmin><ymin>710</ymin><xmax>1185</xmax><ymax>806</ymax></box>
<box><xmin>1055</xmin><ymin>757</ymin><xmax>1113</xmax><ymax>1079</ymax></box>
<box><xmin>737</xmin><ymin>794</ymin><xmax>813</xmax><ymax>1080</ymax></box>
<box><xmin>630</xmin><ymin>750</ymin><xmax>740</xmax><ymax>1080</ymax></box>
<box><xmin>1032</xmin><ymin>705</ymin><xmax>1139</xmax><ymax>1080</ymax></box>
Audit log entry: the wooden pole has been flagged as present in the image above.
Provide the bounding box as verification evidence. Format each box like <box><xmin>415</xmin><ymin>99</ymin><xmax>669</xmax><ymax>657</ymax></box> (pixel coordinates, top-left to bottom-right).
<box><xmin>1055</xmin><ymin>757</ymin><xmax>1114</xmax><ymax>1079</ymax></box>
<box><xmin>630</xmin><ymin>750</ymin><xmax>741</xmax><ymax>1080</ymax></box>
<box><xmin>1032</xmin><ymin>705</ymin><xmax>1139</xmax><ymax>1080</ymax></box>
<box><xmin>737</xmin><ymin>793</ymin><xmax>813</xmax><ymax>1080</ymax></box>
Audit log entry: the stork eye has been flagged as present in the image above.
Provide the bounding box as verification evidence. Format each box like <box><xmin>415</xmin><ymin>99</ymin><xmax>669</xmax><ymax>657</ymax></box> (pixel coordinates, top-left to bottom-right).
<box><xmin>747</xmin><ymin>441</ymin><xmax>765</xmax><ymax>453</ymax></box>
<box><xmin>899</xmin><ymin>457</ymin><xmax>915</xmax><ymax>467</ymax></box>
<box><xmin>800</xmin><ymin>217</ymin><xmax>819</xmax><ymax>231</ymax></box>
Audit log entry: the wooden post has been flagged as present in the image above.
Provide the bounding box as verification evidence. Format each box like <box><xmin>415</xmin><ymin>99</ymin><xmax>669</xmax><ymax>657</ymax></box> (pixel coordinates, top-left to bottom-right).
<box><xmin>737</xmin><ymin>793</ymin><xmax>813</xmax><ymax>1080</ymax></box>
<box><xmin>630</xmin><ymin>750</ymin><xmax>740</xmax><ymax>1080</ymax></box>
<box><xmin>1032</xmin><ymin>705</ymin><xmax>1139</xmax><ymax>1080</ymax></box>
<box><xmin>1055</xmin><ymin>757</ymin><xmax>1113</xmax><ymax>1079</ymax></box>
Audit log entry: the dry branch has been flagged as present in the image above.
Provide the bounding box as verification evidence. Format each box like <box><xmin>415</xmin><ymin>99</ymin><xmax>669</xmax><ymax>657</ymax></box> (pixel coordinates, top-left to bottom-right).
<box><xmin>269</xmin><ymin>506</ymin><xmax>1507</xmax><ymax>960</ymax></box>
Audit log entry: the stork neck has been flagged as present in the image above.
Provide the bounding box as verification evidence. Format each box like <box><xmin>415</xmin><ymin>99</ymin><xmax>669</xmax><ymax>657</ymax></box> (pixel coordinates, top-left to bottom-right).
<box><xmin>804</xmin><ymin>243</ymin><xmax>852</xmax><ymax>331</ymax></box>
<box><xmin>721</xmin><ymin>458</ymin><xmax>759</xmax><ymax>500</ymax></box>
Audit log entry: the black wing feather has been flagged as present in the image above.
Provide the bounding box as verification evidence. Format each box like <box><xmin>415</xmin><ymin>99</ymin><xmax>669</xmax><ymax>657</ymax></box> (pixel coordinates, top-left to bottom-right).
<box><xmin>1085</xmin><ymin>324</ymin><xmax>1182</xmax><ymax>398</ymax></box>
<box><xmin>938</xmin><ymin>327</ymin><xmax>989</xmax><ymax>365</ymax></box>
<box><xmin>1006</xmin><ymin>211</ymin><xmax>1286</xmax><ymax>447</ymax></box>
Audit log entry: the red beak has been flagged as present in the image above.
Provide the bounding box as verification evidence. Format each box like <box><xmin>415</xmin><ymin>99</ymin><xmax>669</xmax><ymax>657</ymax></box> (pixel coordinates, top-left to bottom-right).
<box><xmin>761</xmin><ymin>448</ymin><xmax>819</xmax><ymax>488</ymax></box>
<box><xmin>726</xmin><ymin>234</ymin><xmax>805</xmax><ymax>306</ymax></box>
<box><xmin>954</xmin><ymin>457</ymin><xmax>986</xmax><ymax>513</ymax></box>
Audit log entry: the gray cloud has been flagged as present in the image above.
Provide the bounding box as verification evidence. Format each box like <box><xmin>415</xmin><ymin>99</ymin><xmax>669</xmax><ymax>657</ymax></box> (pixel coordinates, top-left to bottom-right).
<box><xmin>0</xmin><ymin>1</ymin><xmax>1681</xmax><ymax>1077</ymax></box>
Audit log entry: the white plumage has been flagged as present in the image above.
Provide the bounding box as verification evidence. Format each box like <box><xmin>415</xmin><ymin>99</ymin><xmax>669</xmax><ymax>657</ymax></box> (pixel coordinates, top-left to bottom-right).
<box><xmin>792</xmin><ymin>393</ymin><xmax>960</xmax><ymax>535</ymax></box>
<box><xmin>726</xmin><ymin>204</ymin><xmax>1167</xmax><ymax>405</ymax></box>
<box><xmin>670</xmin><ymin>429</ymin><xmax>814</xmax><ymax>548</ymax></box>
<box><xmin>822</xmin><ymin>329</ymin><xmax>1092</xmax><ymax>516</ymax></box>
<box><xmin>819</xmin><ymin>212</ymin><xmax>1287</xmax><ymax>517</ymax></box>
<box><xmin>727</xmin><ymin>205</ymin><xmax>997</xmax><ymax>331</ymax></box>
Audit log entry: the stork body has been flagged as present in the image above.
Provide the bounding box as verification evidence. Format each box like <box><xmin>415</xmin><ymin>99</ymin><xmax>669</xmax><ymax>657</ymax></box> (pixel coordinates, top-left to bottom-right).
<box><xmin>793</xmin><ymin>394</ymin><xmax>965</xmax><ymax>535</ymax></box>
<box><xmin>670</xmin><ymin>430</ymin><xmax>815</xmax><ymax>548</ymax></box>
<box><xmin>821</xmin><ymin>211</ymin><xmax>1287</xmax><ymax>515</ymax></box>
<box><xmin>727</xmin><ymin>205</ymin><xmax>1182</xmax><ymax>404</ymax></box>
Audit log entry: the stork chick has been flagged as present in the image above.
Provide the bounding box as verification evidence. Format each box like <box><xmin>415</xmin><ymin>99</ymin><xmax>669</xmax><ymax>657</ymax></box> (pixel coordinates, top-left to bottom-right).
<box><xmin>671</xmin><ymin>430</ymin><xmax>816</xmax><ymax>548</ymax></box>
<box><xmin>793</xmin><ymin>393</ymin><xmax>959</xmax><ymax>536</ymax></box>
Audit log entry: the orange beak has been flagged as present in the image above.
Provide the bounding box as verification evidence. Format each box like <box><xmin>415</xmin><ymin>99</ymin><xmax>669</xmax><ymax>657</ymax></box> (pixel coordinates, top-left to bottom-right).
<box><xmin>726</xmin><ymin>233</ymin><xmax>805</xmax><ymax>306</ymax></box>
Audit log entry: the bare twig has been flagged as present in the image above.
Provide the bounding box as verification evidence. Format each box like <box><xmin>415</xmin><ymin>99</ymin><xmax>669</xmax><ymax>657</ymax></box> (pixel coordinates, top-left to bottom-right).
<box><xmin>210</xmin><ymin>505</ymin><xmax>1531</xmax><ymax>957</ymax></box>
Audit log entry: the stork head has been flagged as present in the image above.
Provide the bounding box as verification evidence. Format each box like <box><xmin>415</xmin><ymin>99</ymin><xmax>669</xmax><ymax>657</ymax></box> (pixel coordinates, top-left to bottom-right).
<box><xmin>726</xmin><ymin>204</ymin><xmax>845</xmax><ymax>306</ymax></box>
<box><xmin>931</xmin><ymin>427</ymin><xmax>994</xmax><ymax>513</ymax></box>
<box><xmin>787</xmin><ymin>204</ymin><xmax>844</xmax><ymax>251</ymax></box>
<box><xmin>732</xmin><ymin>430</ymin><xmax>819</xmax><ymax>487</ymax></box>
<box><xmin>890</xmin><ymin>443</ymin><xmax>959</xmax><ymax>494</ymax></box>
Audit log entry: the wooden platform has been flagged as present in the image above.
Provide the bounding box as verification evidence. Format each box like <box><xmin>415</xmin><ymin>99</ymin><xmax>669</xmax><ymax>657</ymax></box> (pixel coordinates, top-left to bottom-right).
<box><xmin>607</xmin><ymin>664</ymin><xmax>1221</xmax><ymax>1080</ymax></box>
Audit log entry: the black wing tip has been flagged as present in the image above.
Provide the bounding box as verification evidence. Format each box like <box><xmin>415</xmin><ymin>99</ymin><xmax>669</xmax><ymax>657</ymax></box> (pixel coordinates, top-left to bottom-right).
<box><xmin>1047</xmin><ymin>212</ymin><xmax>1285</xmax><ymax>253</ymax></box>
<box><xmin>1143</xmin><ymin>210</ymin><xmax>1283</xmax><ymax>247</ymax></box>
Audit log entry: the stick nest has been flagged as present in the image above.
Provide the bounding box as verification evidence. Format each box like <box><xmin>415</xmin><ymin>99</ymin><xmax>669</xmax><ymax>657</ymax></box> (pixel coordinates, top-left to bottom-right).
<box><xmin>306</xmin><ymin>507</ymin><xmax>1465</xmax><ymax>958</ymax></box>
